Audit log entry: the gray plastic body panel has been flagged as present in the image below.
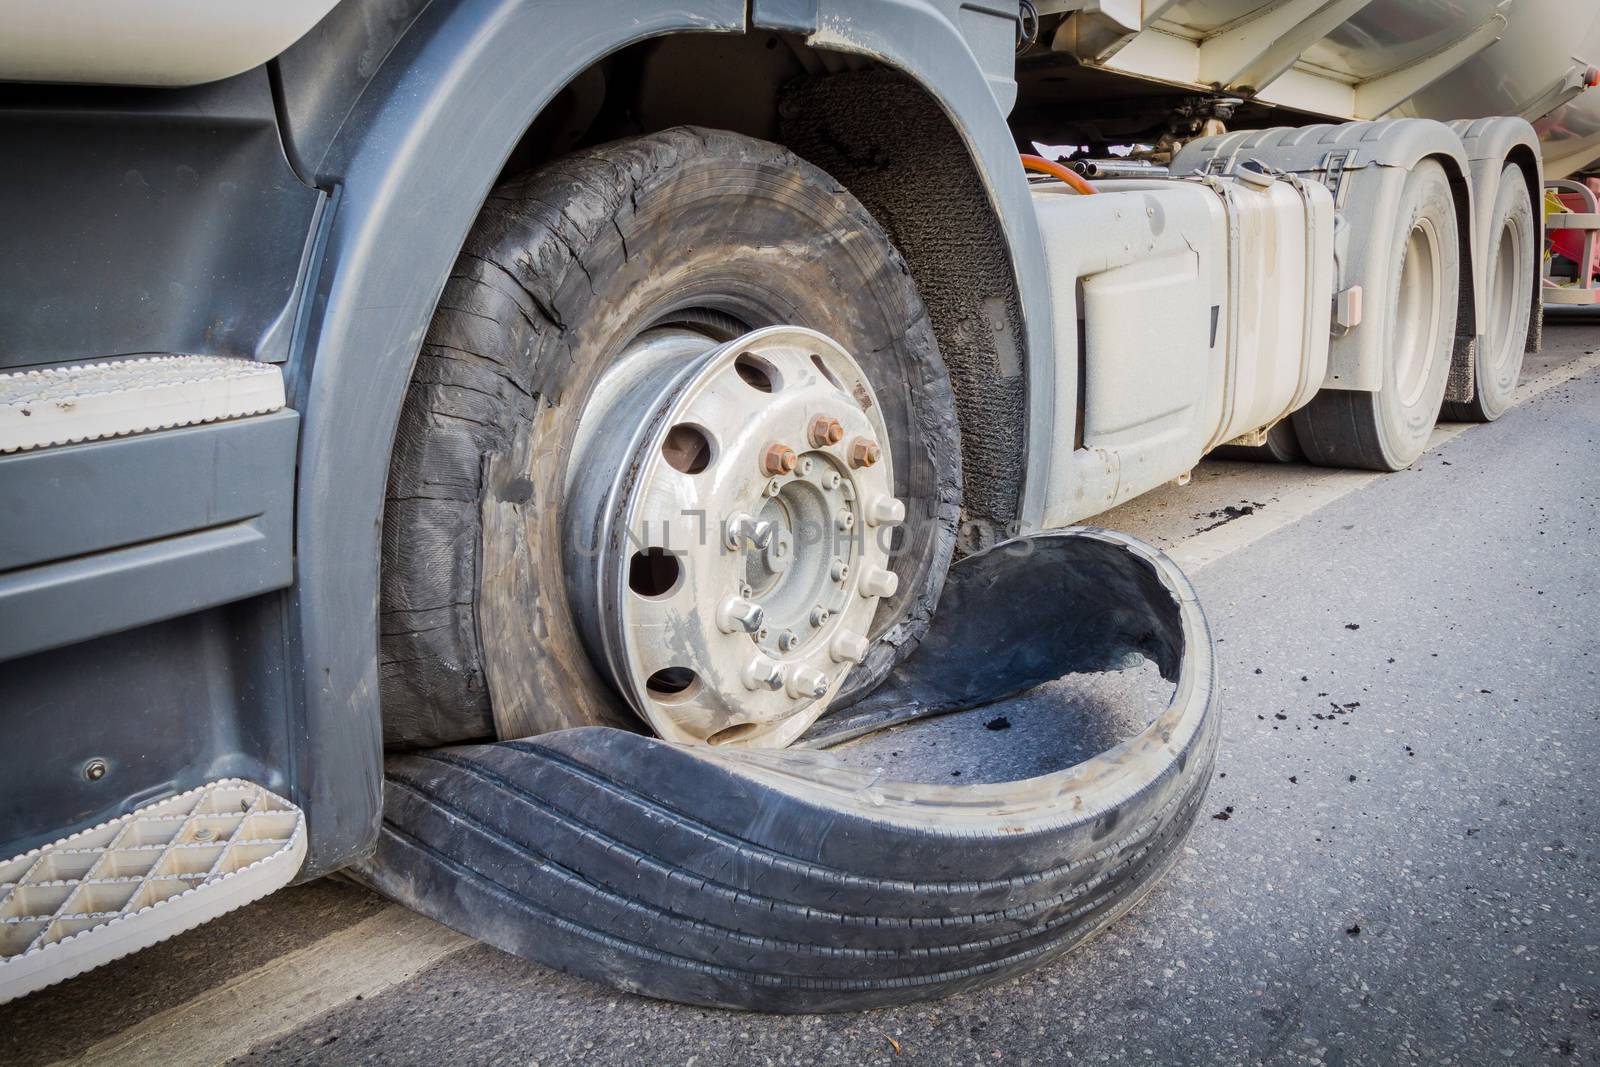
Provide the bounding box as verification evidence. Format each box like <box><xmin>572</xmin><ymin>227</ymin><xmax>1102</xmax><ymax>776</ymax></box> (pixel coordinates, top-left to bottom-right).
<box><xmin>0</xmin><ymin>410</ymin><xmax>298</xmax><ymax>661</ymax></box>
<box><xmin>1172</xmin><ymin>119</ymin><xmax>1476</xmax><ymax>393</ymax></box>
<box><xmin>0</xmin><ymin>71</ymin><xmax>324</xmax><ymax>370</ymax></box>
<box><xmin>0</xmin><ymin>598</ymin><xmax>297</xmax><ymax>863</ymax></box>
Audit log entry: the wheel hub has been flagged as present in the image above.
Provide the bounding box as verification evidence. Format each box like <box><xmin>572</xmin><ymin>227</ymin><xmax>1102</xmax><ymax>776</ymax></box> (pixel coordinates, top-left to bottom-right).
<box><xmin>565</xmin><ymin>325</ymin><xmax>904</xmax><ymax>748</ymax></box>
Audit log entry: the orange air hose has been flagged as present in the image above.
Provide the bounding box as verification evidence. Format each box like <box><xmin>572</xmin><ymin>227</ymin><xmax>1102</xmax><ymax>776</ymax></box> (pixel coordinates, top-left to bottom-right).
<box><xmin>1020</xmin><ymin>153</ymin><xmax>1097</xmax><ymax>195</ymax></box>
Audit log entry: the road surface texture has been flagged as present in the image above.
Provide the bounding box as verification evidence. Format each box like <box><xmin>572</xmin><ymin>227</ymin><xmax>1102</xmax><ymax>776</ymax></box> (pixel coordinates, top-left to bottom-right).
<box><xmin>5</xmin><ymin>318</ymin><xmax>1599</xmax><ymax>1066</ymax></box>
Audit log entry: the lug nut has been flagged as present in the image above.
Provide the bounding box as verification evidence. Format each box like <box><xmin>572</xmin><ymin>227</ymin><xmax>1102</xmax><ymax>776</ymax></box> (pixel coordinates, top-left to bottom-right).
<box><xmin>742</xmin><ymin>656</ymin><xmax>785</xmax><ymax>692</ymax></box>
<box><xmin>786</xmin><ymin>665</ymin><xmax>830</xmax><ymax>700</ymax></box>
<box><xmin>763</xmin><ymin>443</ymin><xmax>798</xmax><ymax>476</ymax></box>
<box><xmin>859</xmin><ymin>567</ymin><xmax>899</xmax><ymax>599</ymax></box>
<box><xmin>830</xmin><ymin>630</ymin><xmax>870</xmax><ymax>664</ymax></box>
<box><xmin>866</xmin><ymin>495</ymin><xmax>907</xmax><ymax>527</ymax></box>
<box><xmin>848</xmin><ymin>437</ymin><xmax>881</xmax><ymax>468</ymax></box>
<box><xmin>808</xmin><ymin>415</ymin><xmax>845</xmax><ymax>448</ymax></box>
<box><xmin>809</xmin><ymin>605</ymin><xmax>830</xmax><ymax>627</ymax></box>
<box><xmin>717</xmin><ymin>596</ymin><xmax>765</xmax><ymax>634</ymax></box>
<box><xmin>778</xmin><ymin>629</ymin><xmax>800</xmax><ymax>652</ymax></box>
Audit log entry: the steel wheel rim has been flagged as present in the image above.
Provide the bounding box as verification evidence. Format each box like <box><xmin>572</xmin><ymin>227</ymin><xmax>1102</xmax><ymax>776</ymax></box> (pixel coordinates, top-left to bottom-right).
<box><xmin>1484</xmin><ymin>216</ymin><xmax>1524</xmax><ymax>398</ymax></box>
<box><xmin>564</xmin><ymin>325</ymin><xmax>905</xmax><ymax>748</ymax></box>
<box><xmin>1392</xmin><ymin>217</ymin><xmax>1444</xmax><ymax>408</ymax></box>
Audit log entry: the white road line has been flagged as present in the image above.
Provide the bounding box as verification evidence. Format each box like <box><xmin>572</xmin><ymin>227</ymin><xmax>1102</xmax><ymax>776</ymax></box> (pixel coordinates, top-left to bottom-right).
<box><xmin>60</xmin><ymin>906</ymin><xmax>470</xmax><ymax>1067</ymax></box>
<box><xmin>1167</xmin><ymin>348</ymin><xmax>1600</xmax><ymax>573</ymax></box>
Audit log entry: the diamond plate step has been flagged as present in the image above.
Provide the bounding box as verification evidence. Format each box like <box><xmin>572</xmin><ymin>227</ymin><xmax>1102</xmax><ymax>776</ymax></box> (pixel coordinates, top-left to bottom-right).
<box><xmin>0</xmin><ymin>355</ymin><xmax>285</xmax><ymax>454</ymax></box>
<box><xmin>0</xmin><ymin>779</ymin><xmax>306</xmax><ymax>1003</ymax></box>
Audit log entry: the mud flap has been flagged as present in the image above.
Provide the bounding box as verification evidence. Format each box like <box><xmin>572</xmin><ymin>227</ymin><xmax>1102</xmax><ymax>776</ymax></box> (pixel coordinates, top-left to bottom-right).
<box><xmin>355</xmin><ymin>528</ymin><xmax>1218</xmax><ymax>1012</ymax></box>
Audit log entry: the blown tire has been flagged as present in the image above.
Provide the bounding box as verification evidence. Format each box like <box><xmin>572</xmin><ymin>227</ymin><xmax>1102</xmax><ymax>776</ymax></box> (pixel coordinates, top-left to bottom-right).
<box><xmin>359</xmin><ymin>530</ymin><xmax>1219</xmax><ymax>1012</ymax></box>
<box><xmin>379</xmin><ymin>128</ymin><xmax>961</xmax><ymax>748</ymax></box>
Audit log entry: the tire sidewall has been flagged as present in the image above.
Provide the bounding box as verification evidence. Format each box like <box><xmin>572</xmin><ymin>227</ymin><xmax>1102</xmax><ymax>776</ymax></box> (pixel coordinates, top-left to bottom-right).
<box><xmin>1472</xmin><ymin>166</ymin><xmax>1535</xmax><ymax>421</ymax></box>
<box><xmin>1371</xmin><ymin>160</ymin><xmax>1460</xmax><ymax>467</ymax></box>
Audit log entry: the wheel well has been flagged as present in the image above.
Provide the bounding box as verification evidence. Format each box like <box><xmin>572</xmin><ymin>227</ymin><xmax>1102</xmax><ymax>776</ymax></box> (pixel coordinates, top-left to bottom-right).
<box><xmin>496</xmin><ymin>32</ymin><xmax>1030</xmax><ymax>537</ymax></box>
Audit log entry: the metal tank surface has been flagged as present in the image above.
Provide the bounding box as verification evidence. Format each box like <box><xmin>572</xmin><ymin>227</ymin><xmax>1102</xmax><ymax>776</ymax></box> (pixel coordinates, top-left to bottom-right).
<box><xmin>1041</xmin><ymin>0</ymin><xmax>1600</xmax><ymax>176</ymax></box>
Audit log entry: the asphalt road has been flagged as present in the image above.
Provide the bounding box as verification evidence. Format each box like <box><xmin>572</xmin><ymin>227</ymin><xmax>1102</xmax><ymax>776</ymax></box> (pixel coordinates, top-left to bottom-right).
<box><xmin>6</xmin><ymin>319</ymin><xmax>1599</xmax><ymax>1066</ymax></box>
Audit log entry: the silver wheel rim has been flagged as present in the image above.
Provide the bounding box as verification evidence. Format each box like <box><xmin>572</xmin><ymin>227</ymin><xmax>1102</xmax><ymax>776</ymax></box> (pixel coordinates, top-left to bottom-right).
<box><xmin>1483</xmin><ymin>215</ymin><xmax>1525</xmax><ymax>399</ymax></box>
<box><xmin>1392</xmin><ymin>216</ymin><xmax>1444</xmax><ymax>408</ymax></box>
<box><xmin>564</xmin><ymin>325</ymin><xmax>904</xmax><ymax>748</ymax></box>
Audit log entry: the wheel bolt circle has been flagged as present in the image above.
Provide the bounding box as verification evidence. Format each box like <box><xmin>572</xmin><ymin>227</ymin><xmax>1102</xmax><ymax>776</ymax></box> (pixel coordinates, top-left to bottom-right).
<box><xmin>763</xmin><ymin>444</ymin><xmax>798</xmax><ymax>476</ymax></box>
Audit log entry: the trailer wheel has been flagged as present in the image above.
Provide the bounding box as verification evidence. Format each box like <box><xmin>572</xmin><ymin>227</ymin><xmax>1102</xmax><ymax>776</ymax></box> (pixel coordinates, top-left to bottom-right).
<box><xmin>1442</xmin><ymin>163</ymin><xmax>1534</xmax><ymax>422</ymax></box>
<box><xmin>1294</xmin><ymin>159</ymin><xmax>1460</xmax><ymax>471</ymax></box>
<box><xmin>380</xmin><ymin>128</ymin><xmax>960</xmax><ymax>749</ymax></box>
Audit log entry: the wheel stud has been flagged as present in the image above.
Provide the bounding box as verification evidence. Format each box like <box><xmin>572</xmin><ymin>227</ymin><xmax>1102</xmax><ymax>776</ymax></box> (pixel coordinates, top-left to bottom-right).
<box><xmin>847</xmin><ymin>437</ymin><xmax>881</xmax><ymax>468</ymax></box>
<box><xmin>717</xmin><ymin>596</ymin><xmax>765</xmax><ymax>635</ymax></box>
<box><xmin>808</xmin><ymin>415</ymin><xmax>845</xmax><ymax>448</ymax></box>
<box><xmin>786</xmin><ymin>665</ymin><xmax>829</xmax><ymax>700</ymax></box>
<box><xmin>763</xmin><ymin>443</ymin><xmax>798</xmax><ymax>476</ymax></box>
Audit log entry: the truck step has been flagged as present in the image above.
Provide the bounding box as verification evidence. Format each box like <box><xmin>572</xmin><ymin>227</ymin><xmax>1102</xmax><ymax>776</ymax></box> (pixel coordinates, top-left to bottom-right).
<box><xmin>0</xmin><ymin>354</ymin><xmax>285</xmax><ymax>454</ymax></box>
<box><xmin>0</xmin><ymin>779</ymin><xmax>305</xmax><ymax>1003</ymax></box>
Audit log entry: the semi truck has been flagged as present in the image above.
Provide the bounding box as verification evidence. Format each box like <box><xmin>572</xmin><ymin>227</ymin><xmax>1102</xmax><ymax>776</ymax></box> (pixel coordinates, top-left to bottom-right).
<box><xmin>0</xmin><ymin>0</ymin><xmax>1588</xmax><ymax>1011</ymax></box>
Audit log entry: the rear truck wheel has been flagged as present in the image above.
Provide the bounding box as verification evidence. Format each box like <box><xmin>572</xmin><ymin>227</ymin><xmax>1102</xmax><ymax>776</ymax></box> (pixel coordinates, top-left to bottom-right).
<box><xmin>1210</xmin><ymin>418</ymin><xmax>1304</xmax><ymax>463</ymax></box>
<box><xmin>356</xmin><ymin>528</ymin><xmax>1219</xmax><ymax>1012</ymax></box>
<box><xmin>1293</xmin><ymin>159</ymin><xmax>1461</xmax><ymax>471</ymax></box>
<box><xmin>379</xmin><ymin>127</ymin><xmax>960</xmax><ymax>749</ymax></box>
<box><xmin>1441</xmin><ymin>163</ymin><xmax>1535</xmax><ymax>422</ymax></box>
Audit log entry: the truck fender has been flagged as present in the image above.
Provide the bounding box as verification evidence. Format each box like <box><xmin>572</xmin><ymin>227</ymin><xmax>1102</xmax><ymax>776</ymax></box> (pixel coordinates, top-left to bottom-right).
<box><xmin>1172</xmin><ymin>119</ymin><xmax>1477</xmax><ymax>395</ymax></box>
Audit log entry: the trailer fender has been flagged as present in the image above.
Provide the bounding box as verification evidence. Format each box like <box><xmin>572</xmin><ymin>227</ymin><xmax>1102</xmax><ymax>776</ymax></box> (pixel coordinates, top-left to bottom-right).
<box><xmin>1173</xmin><ymin>119</ymin><xmax>1477</xmax><ymax>395</ymax></box>
<box><xmin>355</xmin><ymin>527</ymin><xmax>1219</xmax><ymax>1012</ymax></box>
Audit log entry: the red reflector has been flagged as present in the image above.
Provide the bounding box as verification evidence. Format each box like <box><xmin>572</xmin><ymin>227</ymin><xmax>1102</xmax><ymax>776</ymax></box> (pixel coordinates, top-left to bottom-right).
<box><xmin>1587</xmin><ymin>66</ymin><xmax>1600</xmax><ymax>88</ymax></box>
